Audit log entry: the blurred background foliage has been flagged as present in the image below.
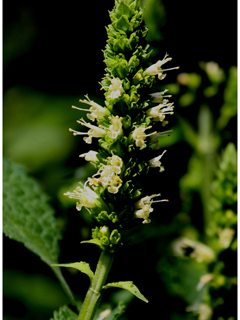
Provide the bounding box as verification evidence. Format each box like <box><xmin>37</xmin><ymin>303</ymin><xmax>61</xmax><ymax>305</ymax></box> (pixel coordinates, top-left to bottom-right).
<box><xmin>3</xmin><ymin>0</ymin><xmax>237</xmax><ymax>319</ymax></box>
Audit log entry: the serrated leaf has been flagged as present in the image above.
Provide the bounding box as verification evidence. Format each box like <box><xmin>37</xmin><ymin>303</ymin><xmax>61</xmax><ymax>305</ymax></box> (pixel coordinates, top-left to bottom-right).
<box><xmin>103</xmin><ymin>281</ymin><xmax>148</xmax><ymax>303</ymax></box>
<box><xmin>3</xmin><ymin>158</ymin><xmax>60</xmax><ymax>265</ymax></box>
<box><xmin>52</xmin><ymin>262</ymin><xmax>94</xmax><ymax>282</ymax></box>
<box><xmin>50</xmin><ymin>305</ymin><xmax>78</xmax><ymax>320</ymax></box>
<box><xmin>3</xmin><ymin>158</ymin><xmax>75</xmax><ymax>305</ymax></box>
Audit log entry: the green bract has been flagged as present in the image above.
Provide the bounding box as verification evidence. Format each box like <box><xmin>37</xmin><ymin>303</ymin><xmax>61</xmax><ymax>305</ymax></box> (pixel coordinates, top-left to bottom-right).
<box><xmin>66</xmin><ymin>0</ymin><xmax>178</xmax><ymax>252</ymax></box>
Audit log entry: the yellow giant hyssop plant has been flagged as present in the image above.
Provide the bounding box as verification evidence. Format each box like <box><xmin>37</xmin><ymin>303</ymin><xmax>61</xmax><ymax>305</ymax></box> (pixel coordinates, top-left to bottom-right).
<box><xmin>60</xmin><ymin>0</ymin><xmax>178</xmax><ymax>318</ymax></box>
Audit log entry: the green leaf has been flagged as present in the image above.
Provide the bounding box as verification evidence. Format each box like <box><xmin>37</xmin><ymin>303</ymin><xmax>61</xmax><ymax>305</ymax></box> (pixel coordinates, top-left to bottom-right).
<box><xmin>178</xmin><ymin>116</ymin><xmax>198</xmax><ymax>149</ymax></box>
<box><xmin>105</xmin><ymin>302</ymin><xmax>126</xmax><ymax>320</ymax></box>
<box><xmin>3</xmin><ymin>158</ymin><xmax>75</xmax><ymax>305</ymax></box>
<box><xmin>103</xmin><ymin>281</ymin><xmax>148</xmax><ymax>303</ymax></box>
<box><xmin>81</xmin><ymin>238</ymin><xmax>105</xmax><ymax>249</ymax></box>
<box><xmin>3</xmin><ymin>158</ymin><xmax>60</xmax><ymax>265</ymax></box>
<box><xmin>52</xmin><ymin>262</ymin><xmax>94</xmax><ymax>283</ymax></box>
<box><xmin>157</xmin><ymin>256</ymin><xmax>207</xmax><ymax>305</ymax></box>
<box><xmin>217</xmin><ymin>67</ymin><xmax>237</xmax><ymax>130</ymax></box>
<box><xmin>50</xmin><ymin>305</ymin><xmax>78</xmax><ymax>320</ymax></box>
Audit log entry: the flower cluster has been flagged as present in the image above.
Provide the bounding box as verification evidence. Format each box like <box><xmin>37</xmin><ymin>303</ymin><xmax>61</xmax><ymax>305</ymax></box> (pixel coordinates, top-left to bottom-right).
<box><xmin>65</xmin><ymin>0</ymin><xmax>178</xmax><ymax>252</ymax></box>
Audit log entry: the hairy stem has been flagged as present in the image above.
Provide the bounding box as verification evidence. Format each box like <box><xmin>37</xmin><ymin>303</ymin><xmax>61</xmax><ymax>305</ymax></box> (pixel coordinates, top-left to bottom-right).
<box><xmin>78</xmin><ymin>250</ymin><xmax>114</xmax><ymax>320</ymax></box>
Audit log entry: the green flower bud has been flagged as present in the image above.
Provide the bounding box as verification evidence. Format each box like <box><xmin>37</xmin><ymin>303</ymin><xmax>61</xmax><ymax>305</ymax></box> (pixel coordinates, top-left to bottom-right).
<box><xmin>110</xmin><ymin>229</ymin><xmax>121</xmax><ymax>245</ymax></box>
<box><xmin>100</xmin><ymin>236</ymin><xmax>110</xmax><ymax>246</ymax></box>
<box><xmin>132</xmin><ymin>71</ymin><xmax>143</xmax><ymax>84</ymax></box>
<box><xmin>100</xmin><ymin>226</ymin><xmax>110</xmax><ymax>238</ymax></box>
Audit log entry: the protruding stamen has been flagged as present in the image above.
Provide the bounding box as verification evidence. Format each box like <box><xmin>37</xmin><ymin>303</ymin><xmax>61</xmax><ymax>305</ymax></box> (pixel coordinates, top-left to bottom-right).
<box><xmin>145</xmin><ymin>131</ymin><xmax>157</xmax><ymax>137</ymax></box>
<box><xmin>69</xmin><ymin>128</ymin><xmax>88</xmax><ymax>136</ymax></box>
<box><xmin>162</xmin><ymin>66</ymin><xmax>180</xmax><ymax>72</ymax></box>
<box><xmin>152</xmin><ymin>199</ymin><xmax>169</xmax><ymax>203</ymax></box>
<box><xmin>72</xmin><ymin>105</ymin><xmax>89</xmax><ymax>112</ymax></box>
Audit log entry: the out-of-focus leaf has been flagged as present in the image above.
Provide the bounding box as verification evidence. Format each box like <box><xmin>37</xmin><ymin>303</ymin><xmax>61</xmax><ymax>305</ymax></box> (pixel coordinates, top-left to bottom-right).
<box><xmin>3</xmin><ymin>270</ymin><xmax>69</xmax><ymax>310</ymax></box>
<box><xmin>203</xmin><ymin>85</ymin><xmax>218</xmax><ymax>98</ymax></box>
<box><xmin>199</xmin><ymin>61</ymin><xmax>225</xmax><ymax>84</ymax></box>
<box><xmin>177</xmin><ymin>73</ymin><xmax>202</xmax><ymax>107</ymax></box>
<box><xmin>163</xmin><ymin>83</ymin><xmax>180</xmax><ymax>95</ymax></box>
<box><xmin>180</xmin><ymin>155</ymin><xmax>202</xmax><ymax>191</ymax></box>
<box><xmin>157</xmin><ymin>256</ymin><xmax>207</xmax><ymax>305</ymax></box>
<box><xmin>177</xmin><ymin>117</ymin><xmax>198</xmax><ymax>149</ymax></box>
<box><xmin>197</xmin><ymin>105</ymin><xmax>219</xmax><ymax>154</ymax></box>
<box><xmin>179</xmin><ymin>92</ymin><xmax>195</xmax><ymax>107</ymax></box>
<box><xmin>50</xmin><ymin>305</ymin><xmax>78</xmax><ymax>320</ymax></box>
<box><xmin>3</xmin><ymin>86</ymin><xmax>96</xmax><ymax>172</ymax></box>
<box><xmin>177</xmin><ymin>73</ymin><xmax>202</xmax><ymax>90</ymax></box>
<box><xmin>103</xmin><ymin>281</ymin><xmax>148</xmax><ymax>303</ymax></box>
<box><xmin>217</xmin><ymin>66</ymin><xmax>237</xmax><ymax>130</ymax></box>
<box><xmin>142</xmin><ymin>0</ymin><xmax>165</xmax><ymax>43</ymax></box>
<box><xmin>3</xmin><ymin>158</ymin><xmax>75</xmax><ymax>305</ymax></box>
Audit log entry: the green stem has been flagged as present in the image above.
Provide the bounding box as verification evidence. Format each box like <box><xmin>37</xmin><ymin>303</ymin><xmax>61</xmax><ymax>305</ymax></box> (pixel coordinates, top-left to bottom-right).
<box><xmin>78</xmin><ymin>250</ymin><xmax>114</xmax><ymax>320</ymax></box>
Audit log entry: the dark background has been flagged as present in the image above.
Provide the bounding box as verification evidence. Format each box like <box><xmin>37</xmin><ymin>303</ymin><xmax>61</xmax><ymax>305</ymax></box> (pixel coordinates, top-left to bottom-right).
<box><xmin>4</xmin><ymin>0</ymin><xmax>237</xmax><ymax>95</ymax></box>
<box><xmin>3</xmin><ymin>1</ymin><xmax>237</xmax><ymax>319</ymax></box>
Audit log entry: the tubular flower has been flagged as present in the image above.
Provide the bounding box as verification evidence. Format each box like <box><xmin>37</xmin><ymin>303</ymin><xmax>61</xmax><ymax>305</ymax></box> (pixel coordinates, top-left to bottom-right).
<box><xmin>107</xmin><ymin>78</ymin><xmax>124</xmax><ymax>99</ymax></box>
<box><xmin>64</xmin><ymin>186</ymin><xmax>99</xmax><ymax>211</ymax></box>
<box><xmin>132</xmin><ymin>126</ymin><xmax>156</xmax><ymax>148</ymax></box>
<box><xmin>135</xmin><ymin>206</ymin><xmax>153</xmax><ymax>224</ymax></box>
<box><xmin>134</xmin><ymin>194</ymin><xmax>157</xmax><ymax>224</ymax></box>
<box><xmin>69</xmin><ymin>119</ymin><xmax>105</xmax><ymax>144</ymax></box>
<box><xmin>145</xmin><ymin>54</ymin><xmax>179</xmax><ymax>80</ymax></box>
<box><xmin>149</xmin><ymin>90</ymin><xmax>172</xmax><ymax>104</ymax></box>
<box><xmin>79</xmin><ymin>150</ymin><xmax>98</xmax><ymax>162</ymax></box>
<box><xmin>93</xmin><ymin>154</ymin><xmax>123</xmax><ymax>193</ymax></box>
<box><xmin>149</xmin><ymin>150</ymin><xmax>167</xmax><ymax>172</ymax></box>
<box><xmin>107</xmin><ymin>116</ymin><xmax>123</xmax><ymax>139</ymax></box>
<box><xmin>97</xmin><ymin>167</ymin><xmax>123</xmax><ymax>194</ymax></box>
<box><xmin>107</xmin><ymin>175</ymin><xmax>123</xmax><ymax>194</ymax></box>
<box><xmin>107</xmin><ymin>154</ymin><xmax>123</xmax><ymax>175</ymax></box>
<box><xmin>135</xmin><ymin>194</ymin><xmax>158</xmax><ymax>209</ymax></box>
<box><xmin>146</xmin><ymin>102</ymin><xmax>174</xmax><ymax>123</ymax></box>
<box><xmin>72</xmin><ymin>95</ymin><xmax>107</xmax><ymax>122</ymax></box>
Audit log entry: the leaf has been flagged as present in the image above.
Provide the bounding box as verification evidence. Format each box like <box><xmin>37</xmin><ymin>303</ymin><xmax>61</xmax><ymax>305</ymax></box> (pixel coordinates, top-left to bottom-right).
<box><xmin>81</xmin><ymin>239</ymin><xmax>104</xmax><ymax>249</ymax></box>
<box><xmin>52</xmin><ymin>262</ymin><xmax>94</xmax><ymax>283</ymax></box>
<box><xmin>102</xmin><ymin>281</ymin><xmax>148</xmax><ymax>303</ymax></box>
<box><xmin>157</xmin><ymin>256</ymin><xmax>207</xmax><ymax>305</ymax></box>
<box><xmin>50</xmin><ymin>305</ymin><xmax>78</xmax><ymax>320</ymax></box>
<box><xmin>3</xmin><ymin>158</ymin><xmax>75</xmax><ymax>305</ymax></box>
<box><xmin>177</xmin><ymin>116</ymin><xmax>198</xmax><ymax>149</ymax></box>
<box><xmin>105</xmin><ymin>302</ymin><xmax>126</xmax><ymax>320</ymax></box>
